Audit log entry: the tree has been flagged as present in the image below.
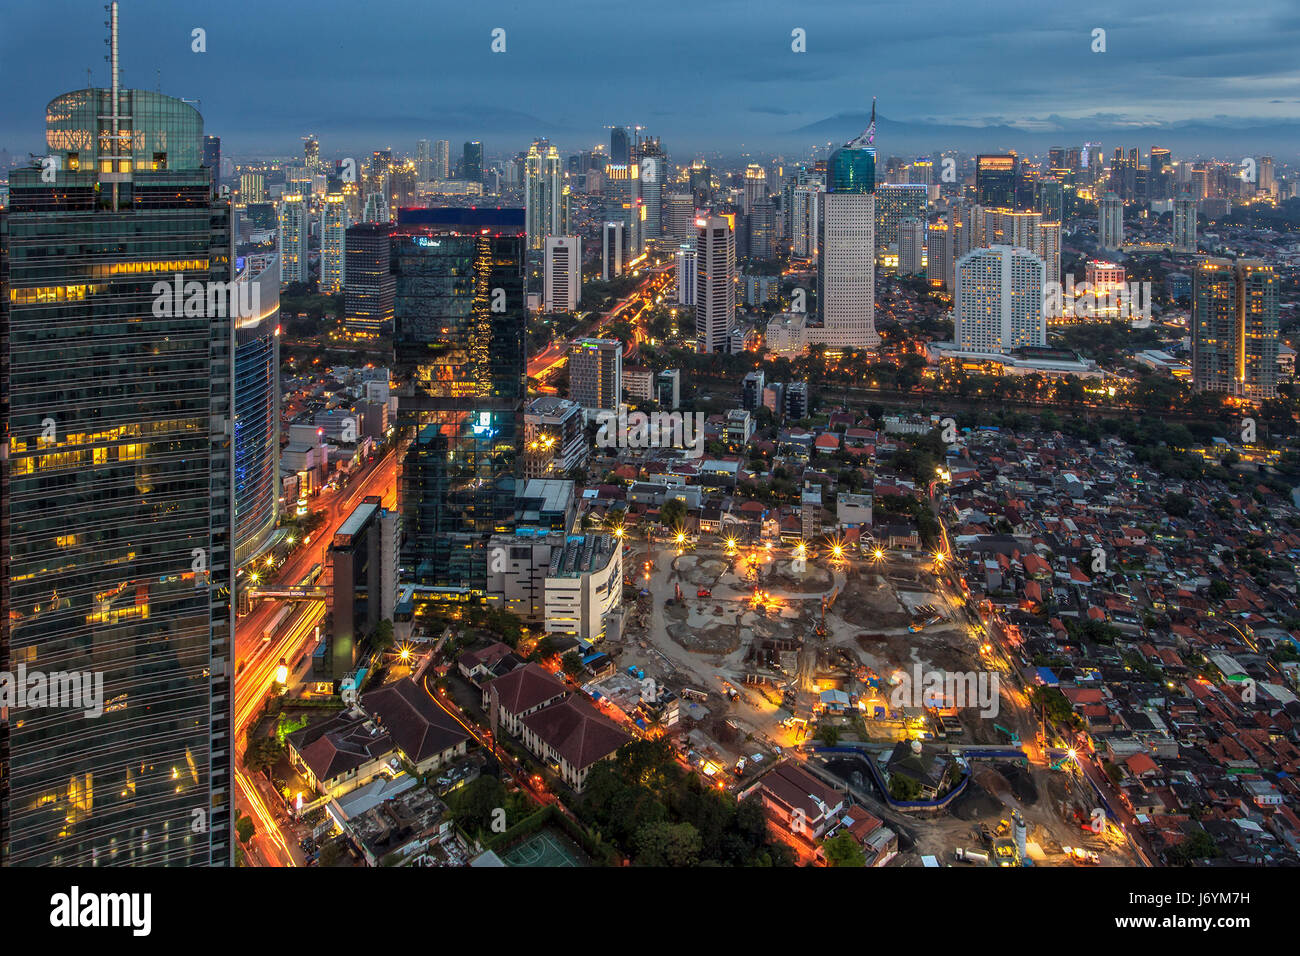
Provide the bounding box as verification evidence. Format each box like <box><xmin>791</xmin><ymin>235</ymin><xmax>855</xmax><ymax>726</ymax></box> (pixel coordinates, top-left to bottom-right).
<box><xmin>889</xmin><ymin>774</ymin><xmax>922</xmax><ymax>801</ymax></box>
<box><xmin>372</xmin><ymin>618</ymin><xmax>395</xmax><ymax>651</ymax></box>
<box><xmin>633</xmin><ymin>821</ymin><xmax>702</xmax><ymax>866</ymax></box>
<box><xmin>660</xmin><ymin>498</ymin><xmax>687</xmax><ymax>531</ymax></box>
<box><xmin>561</xmin><ymin>650</ymin><xmax>586</xmax><ymax>679</ymax></box>
<box><xmin>817</xmin><ymin>724</ymin><xmax>841</xmax><ymax>747</ymax></box>
<box><xmin>822</xmin><ymin>831</ymin><xmax>866</xmax><ymax>867</ymax></box>
<box><xmin>235</xmin><ymin>812</ymin><xmax>256</xmax><ymax>845</ymax></box>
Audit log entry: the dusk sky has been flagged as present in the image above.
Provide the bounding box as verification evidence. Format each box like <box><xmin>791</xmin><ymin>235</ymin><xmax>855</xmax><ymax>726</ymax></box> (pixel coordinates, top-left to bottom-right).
<box><xmin>3</xmin><ymin>0</ymin><xmax>1300</xmax><ymax>160</ymax></box>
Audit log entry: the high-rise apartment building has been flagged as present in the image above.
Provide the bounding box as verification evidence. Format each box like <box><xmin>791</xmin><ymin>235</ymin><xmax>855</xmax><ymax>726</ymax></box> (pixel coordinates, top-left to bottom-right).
<box><xmin>790</xmin><ymin>184</ymin><xmax>822</xmax><ymax>260</ymax></box>
<box><xmin>663</xmin><ymin>193</ymin><xmax>694</xmax><ymax>242</ymax></box>
<box><xmin>898</xmin><ymin>217</ymin><xmax>925</xmax><ymax>275</ymax></box>
<box><xmin>204</xmin><ymin>134</ymin><xmax>221</xmax><ymax>187</ymax></box>
<box><xmin>568</xmin><ymin>338</ymin><xmax>623</xmax><ymax>412</ymax></box>
<box><xmin>525</xmin><ymin>141</ymin><xmax>563</xmax><ymax>251</ymax></box>
<box><xmin>1099</xmin><ymin>192</ymin><xmax>1124</xmax><ymax>250</ymax></box>
<box><xmin>544</xmin><ymin>236</ymin><xmax>581</xmax><ymax>312</ymax></box>
<box><xmin>320</xmin><ymin>192</ymin><xmax>349</xmax><ymax>293</ymax></box>
<box><xmin>433</xmin><ymin>140</ymin><xmax>450</xmax><ymax>180</ymax></box>
<box><xmin>927</xmin><ymin>219</ymin><xmax>952</xmax><ymax>290</ymax></box>
<box><xmin>1174</xmin><ymin>194</ymin><xmax>1198</xmax><ymax>253</ymax></box>
<box><xmin>1</xmin><ymin>18</ymin><xmax>235</xmax><ymax>864</ymax></box>
<box><xmin>278</xmin><ymin>193</ymin><xmax>309</xmax><ymax>285</ymax></box>
<box><xmin>1191</xmin><ymin>258</ymin><xmax>1279</xmax><ymax>401</ymax></box>
<box><xmin>695</xmin><ymin>215</ymin><xmax>736</xmax><ymax>354</ymax></box>
<box><xmin>954</xmin><ymin>245</ymin><xmax>1046</xmax><ymax>353</ymax></box>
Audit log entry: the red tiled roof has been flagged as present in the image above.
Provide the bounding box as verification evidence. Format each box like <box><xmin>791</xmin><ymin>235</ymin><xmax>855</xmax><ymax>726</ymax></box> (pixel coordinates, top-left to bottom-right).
<box><xmin>521</xmin><ymin>697</ymin><xmax>631</xmax><ymax>771</ymax></box>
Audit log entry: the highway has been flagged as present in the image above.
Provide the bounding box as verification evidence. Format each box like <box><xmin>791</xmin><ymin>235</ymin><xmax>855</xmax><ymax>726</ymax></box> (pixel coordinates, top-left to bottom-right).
<box><xmin>232</xmin><ymin>446</ymin><xmax>400</xmax><ymax>866</ymax></box>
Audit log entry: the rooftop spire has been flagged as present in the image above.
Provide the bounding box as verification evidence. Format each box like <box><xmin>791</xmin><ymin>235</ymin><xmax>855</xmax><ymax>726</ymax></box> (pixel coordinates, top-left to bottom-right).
<box><xmin>844</xmin><ymin>96</ymin><xmax>877</xmax><ymax>149</ymax></box>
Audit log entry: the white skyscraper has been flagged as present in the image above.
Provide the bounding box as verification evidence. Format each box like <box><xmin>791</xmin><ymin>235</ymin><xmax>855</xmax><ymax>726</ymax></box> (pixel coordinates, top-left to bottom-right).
<box><xmin>898</xmin><ymin>217</ymin><xmax>925</xmax><ymax>275</ymax></box>
<box><xmin>433</xmin><ymin>140</ymin><xmax>450</xmax><ymax>179</ymax></box>
<box><xmin>278</xmin><ymin>193</ymin><xmax>308</xmax><ymax>285</ymax></box>
<box><xmin>813</xmin><ymin>191</ymin><xmax>878</xmax><ymax>350</ymax></box>
<box><xmin>676</xmin><ymin>244</ymin><xmax>697</xmax><ymax>306</ymax></box>
<box><xmin>664</xmin><ymin>193</ymin><xmax>695</xmax><ymax>242</ymax></box>
<box><xmin>415</xmin><ymin>139</ymin><xmax>432</xmax><ymax>181</ymax></box>
<box><xmin>790</xmin><ymin>184</ymin><xmax>822</xmax><ymax>260</ymax></box>
<box><xmin>544</xmin><ymin>236</ymin><xmax>581</xmax><ymax>312</ymax></box>
<box><xmin>695</xmin><ymin>215</ymin><xmax>735</xmax><ymax>354</ymax></box>
<box><xmin>320</xmin><ymin>192</ymin><xmax>349</xmax><ymax>293</ymax></box>
<box><xmin>1099</xmin><ymin>192</ymin><xmax>1124</xmax><ymax>250</ymax></box>
<box><xmin>525</xmin><ymin>142</ymin><xmax>563</xmax><ymax>251</ymax></box>
<box><xmin>954</xmin><ymin>245</ymin><xmax>1046</xmax><ymax>354</ymax></box>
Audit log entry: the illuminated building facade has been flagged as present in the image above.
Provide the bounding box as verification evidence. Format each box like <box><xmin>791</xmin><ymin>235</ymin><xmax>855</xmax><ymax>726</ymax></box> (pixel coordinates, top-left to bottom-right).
<box><xmin>393</xmin><ymin>208</ymin><xmax>527</xmax><ymax>591</ymax></box>
<box><xmin>1</xmin><ymin>68</ymin><xmax>234</xmax><ymax>864</ymax></box>
<box><xmin>695</xmin><ymin>214</ymin><xmax>736</xmax><ymax>354</ymax></box>
<box><xmin>278</xmin><ymin>193</ymin><xmax>308</xmax><ymax>285</ymax></box>
<box><xmin>1192</xmin><ymin>259</ymin><xmax>1278</xmax><ymax>402</ymax></box>
<box><xmin>976</xmin><ymin>155</ymin><xmax>1017</xmax><ymax>208</ymax></box>
<box><xmin>954</xmin><ymin>245</ymin><xmax>1045</xmax><ymax>353</ymax></box>
<box><xmin>320</xmin><ymin>192</ymin><xmax>348</xmax><ymax>293</ymax></box>
<box><xmin>1099</xmin><ymin>192</ymin><xmax>1124</xmax><ymax>251</ymax></box>
<box><xmin>525</xmin><ymin>142</ymin><xmax>562</xmax><ymax>251</ymax></box>
<box><xmin>233</xmin><ymin>257</ymin><xmax>281</xmax><ymax>567</ymax></box>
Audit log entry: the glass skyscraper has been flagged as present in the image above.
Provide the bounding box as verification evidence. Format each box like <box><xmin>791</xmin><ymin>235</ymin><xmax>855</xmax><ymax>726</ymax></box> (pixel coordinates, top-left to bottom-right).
<box><xmin>233</xmin><ymin>258</ymin><xmax>280</xmax><ymax>568</ymax></box>
<box><xmin>827</xmin><ymin>144</ymin><xmax>876</xmax><ymax>195</ymax></box>
<box><xmin>392</xmin><ymin>208</ymin><xmax>527</xmax><ymax>592</ymax></box>
<box><xmin>1</xmin><ymin>78</ymin><xmax>235</xmax><ymax>864</ymax></box>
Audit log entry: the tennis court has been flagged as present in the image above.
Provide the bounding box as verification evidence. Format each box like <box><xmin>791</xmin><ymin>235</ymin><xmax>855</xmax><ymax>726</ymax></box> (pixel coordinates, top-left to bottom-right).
<box><xmin>500</xmin><ymin>828</ymin><xmax>587</xmax><ymax>867</ymax></box>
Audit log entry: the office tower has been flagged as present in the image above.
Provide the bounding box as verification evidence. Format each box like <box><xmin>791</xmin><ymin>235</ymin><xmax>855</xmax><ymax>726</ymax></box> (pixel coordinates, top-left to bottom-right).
<box><xmin>1098</xmin><ymin>192</ymin><xmax>1123</xmax><ymax>250</ymax></box>
<box><xmin>602</xmin><ymin>221</ymin><xmax>625</xmax><ymax>280</ymax></box>
<box><xmin>898</xmin><ymin>217</ymin><xmax>925</xmax><ymax>275</ymax></box>
<box><xmin>603</xmin><ymin>163</ymin><xmax>641</xmax><ymax>256</ymax></box>
<box><xmin>393</xmin><ymin>208</ymin><xmax>527</xmax><ymax>591</ymax></box>
<box><xmin>320</xmin><ymin>192</ymin><xmax>349</xmax><ymax>293</ymax></box>
<box><xmin>950</xmin><ymin>201</ymin><xmax>980</xmax><ymax>261</ymax></box>
<box><xmin>1</xmin><ymin>17</ymin><xmax>234</xmax><ymax>864</ymax></box>
<box><xmin>362</xmin><ymin>191</ymin><xmax>390</xmax><ymax>224</ymax></box>
<box><xmin>459</xmin><ymin>140</ymin><xmax>483</xmax><ymax>182</ymax></box>
<box><xmin>976</xmin><ymin>154</ymin><xmax>1017</xmax><ymax>208</ymax></box>
<box><xmin>657</xmin><ymin>369</ymin><xmax>681</xmax><ymax>409</ymax></box>
<box><xmin>743</xmin><ymin>163</ymin><xmax>767</xmax><ymax>214</ymax></box>
<box><xmin>544</xmin><ymin>236</ymin><xmax>581</xmax><ymax>312</ymax></box>
<box><xmin>663</xmin><ymin>192</ymin><xmax>695</xmax><ymax>242</ymax></box>
<box><xmin>742</xmin><ymin>370</ymin><xmax>766</xmax><ymax>411</ymax></box>
<box><xmin>689</xmin><ymin>162</ymin><xmax>713</xmax><ymax>206</ymax></box>
<box><xmin>695</xmin><ymin>215</ymin><xmax>736</xmax><ymax>354</ymax></box>
<box><xmin>568</xmin><ymin>338</ymin><xmax>623</xmax><ymax>411</ymax></box>
<box><xmin>790</xmin><ymin>184</ymin><xmax>822</xmax><ymax>260</ymax></box>
<box><xmin>240</xmin><ymin>170</ymin><xmax>266</xmax><ymax>203</ymax></box>
<box><xmin>416</xmin><ymin>139</ymin><xmax>432</xmax><ymax>180</ymax></box>
<box><xmin>1083</xmin><ymin>260</ymin><xmax>1127</xmax><ymax>319</ymax></box>
<box><xmin>1174</xmin><ymin>194</ymin><xmax>1198</xmax><ymax>253</ymax></box>
<box><xmin>954</xmin><ymin>245</ymin><xmax>1046</xmax><ymax>353</ymax></box>
<box><xmin>639</xmin><ymin>138</ymin><xmax>665</xmax><ymax>238</ymax></box>
<box><xmin>388</xmin><ymin>160</ymin><xmax>418</xmax><ymax>210</ymax></box>
<box><xmin>610</xmin><ymin>127</ymin><xmax>631</xmax><ymax>165</ymax></box>
<box><xmin>433</xmin><ymin>140</ymin><xmax>450</xmax><ymax>179</ymax></box>
<box><xmin>908</xmin><ymin>158</ymin><xmax>934</xmax><ymax>187</ymax></box>
<box><xmin>676</xmin><ymin>244</ymin><xmax>697</xmax><ymax>305</ymax></box>
<box><xmin>525</xmin><ymin>141</ymin><xmax>563</xmax><ymax>250</ymax></box>
<box><xmin>1192</xmin><ymin>259</ymin><xmax>1279</xmax><ymax>401</ymax></box>
<box><xmin>1150</xmin><ymin>147</ymin><xmax>1172</xmax><ymax>201</ymax></box>
<box><xmin>816</xmin><ymin>124</ymin><xmax>878</xmax><ymax>350</ymax></box>
<box><xmin>328</xmin><ymin>499</ymin><xmax>400</xmax><ymax>674</ymax></box>
<box><xmin>875</xmin><ymin>183</ymin><xmax>927</xmax><ymax>252</ymax></box>
<box><xmin>749</xmin><ymin>199</ymin><xmax>776</xmax><ymax>259</ymax></box>
<box><xmin>233</xmin><ymin>258</ymin><xmax>281</xmax><ymax>567</ymax></box>
<box><xmin>203</xmin><ymin>134</ymin><xmax>221</xmax><ymax>187</ymax></box>
<box><xmin>1035</xmin><ymin>177</ymin><xmax>1064</xmax><ymax>224</ymax></box>
<box><xmin>1259</xmin><ymin>156</ymin><xmax>1275</xmax><ymax>196</ymax></box>
<box><xmin>278</xmin><ymin>193</ymin><xmax>309</xmax><ymax>285</ymax></box>
<box><xmin>927</xmin><ymin>219</ymin><xmax>952</xmax><ymax>290</ymax></box>
<box><xmin>344</xmin><ymin>222</ymin><xmax>396</xmax><ymax>335</ymax></box>
<box><xmin>304</xmin><ymin>134</ymin><xmax>320</xmax><ymax>172</ymax></box>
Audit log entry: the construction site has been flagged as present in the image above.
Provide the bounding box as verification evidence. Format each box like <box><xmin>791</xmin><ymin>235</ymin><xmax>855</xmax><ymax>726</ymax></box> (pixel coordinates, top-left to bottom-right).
<box><xmin>607</xmin><ymin>535</ymin><xmax>1141</xmax><ymax>866</ymax></box>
